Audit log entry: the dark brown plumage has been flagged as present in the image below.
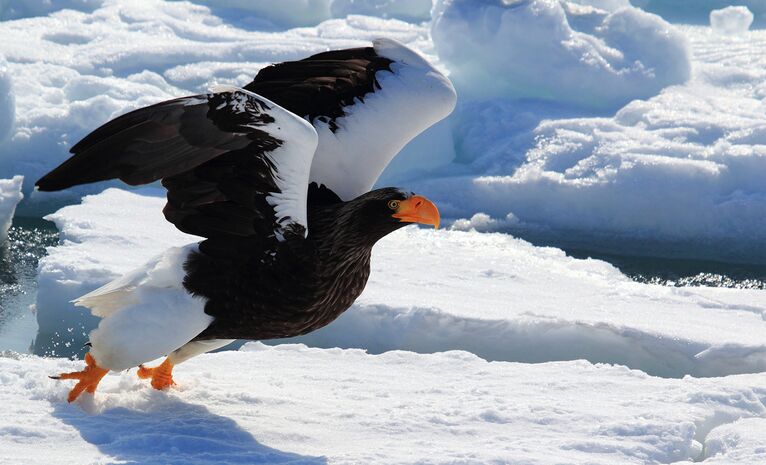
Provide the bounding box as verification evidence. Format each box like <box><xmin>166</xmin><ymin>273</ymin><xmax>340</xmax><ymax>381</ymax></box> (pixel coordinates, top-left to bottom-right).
<box><xmin>37</xmin><ymin>44</ymin><xmax>440</xmax><ymax>343</ymax></box>
<box><xmin>245</xmin><ymin>47</ymin><xmax>393</xmax><ymax>132</ymax></box>
<box><xmin>44</xmin><ymin>40</ymin><xmax>454</xmax><ymax>403</ymax></box>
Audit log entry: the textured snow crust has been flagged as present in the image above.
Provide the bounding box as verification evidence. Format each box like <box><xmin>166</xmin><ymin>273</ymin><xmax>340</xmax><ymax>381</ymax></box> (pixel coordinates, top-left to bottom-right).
<box><xmin>173</xmin><ymin>0</ymin><xmax>432</xmax><ymax>29</ymax></box>
<box><xmin>421</xmin><ymin>20</ymin><xmax>766</xmax><ymax>263</ymax></box>
<box><xmin>710</xmin><ymin>6</ymin><xmax>754</xmax><ymax>34</ymax></box>
<box><xmin>33</xmin><ymin>189</ymin><xmax>766</xmax><ymax>380</ymax></box>
<box><xmin>702</xmin><ymin>417</ymin><xmax>766</xmax><ymax>463</ymax></box>
<box><xmin>0</xmin><ymin>0</ymin><xmax>442</xmax><ymax>215</ymax></box>
<box><xmin>34</xmin><ymin>189</ymin><xmax>198</xmax><ymax>356</ymax></box>
<box><xmin>2</xmin><ymin>0</ymin><xmax>765</xmax><ymax>261</ymax></box>
<box><xmin>633</xmin><ymin>0</ymin><xmax>766</xmax><ymax>28</ymax></box>
<box><xmin>432</xmin><ymin>0</ymin><xmax>691</xmax><ymax>110</ymax></box>
<box><xmin>3</xmin><ymin>344</ymin><xmax>766</xmax><ymax>465</ymax></box>
<box><xmin>0</xmin><ymin>57</ymin><xmax>13</xmax><ymax>143</ymax></box>
<box><xmin>0</xmin><ymin>175</ymin><xmax>23</xmax><ymax>242</ymax></box>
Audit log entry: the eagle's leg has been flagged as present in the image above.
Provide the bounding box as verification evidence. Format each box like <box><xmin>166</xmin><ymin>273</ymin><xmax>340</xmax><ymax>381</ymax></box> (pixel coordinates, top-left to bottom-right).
<box><xmin>136</xmin><ymin>339</ymin><xmax>234</xmax><ymax>390</ymax></box>
<box><xmin>137</xmin><ymin>358</ymin><xmax>175</xmax><ymax>390</ymax></box>
<box><xmin>51</xmin><ymin>352</ymin><xmax>109</xmax><ymax>403</ymax></box>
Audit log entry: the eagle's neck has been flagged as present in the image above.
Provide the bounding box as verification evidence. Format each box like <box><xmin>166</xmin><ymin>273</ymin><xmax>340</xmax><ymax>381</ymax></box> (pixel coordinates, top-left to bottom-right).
<box><xmin>307</xmin><ymin>200</ymin><xmax>376</xmax><ymax>269</ymax></box>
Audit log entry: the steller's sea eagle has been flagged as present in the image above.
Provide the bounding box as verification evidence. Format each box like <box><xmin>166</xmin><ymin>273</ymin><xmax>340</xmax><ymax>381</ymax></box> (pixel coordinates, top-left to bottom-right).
<box><xmin>37</xmin><ymin>38</ymin><xmax>456</xmax><ymax>402</ymax></box>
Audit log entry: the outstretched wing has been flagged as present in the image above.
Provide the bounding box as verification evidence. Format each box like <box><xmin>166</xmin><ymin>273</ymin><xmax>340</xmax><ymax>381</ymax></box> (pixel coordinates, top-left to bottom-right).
<box><xmin>246</xmin><ymin>38</ymin><xmax>457</xmax><ymax>200</ymax></box>
<box><xmin>37</xmin><ymin>87</ymin><xmax>318</xmax><ymax>242</ymax></box>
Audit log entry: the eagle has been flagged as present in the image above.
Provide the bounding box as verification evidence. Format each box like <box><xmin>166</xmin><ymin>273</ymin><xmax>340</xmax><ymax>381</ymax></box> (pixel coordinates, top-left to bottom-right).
<box><xmin>37</xmin><ymin>38</ymin><xmax>456</xmax><ymax>402</ymax></box>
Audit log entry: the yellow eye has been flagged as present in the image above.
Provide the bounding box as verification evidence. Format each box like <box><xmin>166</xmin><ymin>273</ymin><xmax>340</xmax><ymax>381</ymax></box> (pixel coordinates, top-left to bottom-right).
<box><xmin>388</xmin><ymin>200</ymin><xmax>400</xmax><ymax>210</ymax></box>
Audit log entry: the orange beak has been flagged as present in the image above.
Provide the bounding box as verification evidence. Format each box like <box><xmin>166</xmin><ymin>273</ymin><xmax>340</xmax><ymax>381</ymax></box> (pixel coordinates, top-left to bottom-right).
<box><xmin>392</xmin><ymin>195</ymin><xmax>440</xmax><ymax>229</ymax></box>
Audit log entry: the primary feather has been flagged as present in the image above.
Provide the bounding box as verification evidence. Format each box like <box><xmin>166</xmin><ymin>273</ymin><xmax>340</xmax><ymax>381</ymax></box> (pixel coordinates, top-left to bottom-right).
<box><xmin>38</xmin><ymin>39</ymin><xmax>456</xmax><ymax>376</ymax></box>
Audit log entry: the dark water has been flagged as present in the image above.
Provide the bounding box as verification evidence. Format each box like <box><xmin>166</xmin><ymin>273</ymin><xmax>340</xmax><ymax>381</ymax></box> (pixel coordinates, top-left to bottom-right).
<box><xmin>0</xmin><ymin>217</ymin><xmax>58</xmax><ymax>352</ymax></box>
<box><xmin>566</xmin><ymin>248</ymin><xmax>766</xmax><ymax>289</ymax></box>
<box><xmin>508</xmin><ymin>228</ymin><xmax>766</xmax><ymax>289</ymax></box>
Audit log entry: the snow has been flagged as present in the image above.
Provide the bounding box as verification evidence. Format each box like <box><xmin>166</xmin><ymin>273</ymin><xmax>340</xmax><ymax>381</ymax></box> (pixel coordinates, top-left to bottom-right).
<box><xmin>633</xmin><ymin>0</ymin><xmax>766</xmax><ymax>28</ymax></box>
<box><xmin>32</xmin><ymin>189</ymin><xmax>766</xmax><ymax>380</ymax></box>
<box><xmin>0</xmin><ymin>0</ymin><xmax>103</xmax><ymax>21</ymax></box>
<box><xmin>3</xmin><ymin>2</ymin><xmax>766</xmax><ymax>463</ymax></box>
<box><xmin>0</xmin><ymin>56</ymin><xmax>13</xmax><ymax>143</ymax></box>
<box><xmin>411</xmin><ymin>23</ymin><xmax>766</xmax><ymax>263</ymax></box>
<box><xmin>703</xmin><ymin>417</ymin><xmax>766</xmax><ymax>463</ymax></box>
<box><xmin>0</xmin><ymin>0</ymin><xmax>440</xmax><ymax>216</ymax></box>
<box><xmin>431</xmin><ymin>0</ymin><xmax>690</xmax><ymax>109</ymax></box>
<box><xmin>0</xmin><ymin>175</ymin><xmax>23</xmax><ymax>242</ymax></box>
<box><xmin>2</xmin><ymin>344</ymin><xmax>766</xmax><ymax>464</ymax></box>
<box><xmin>34</xmin><ymin>188</ymin><xmax>198</xmax><ymax>356</ymax></box>
<box><xmin>4</xmin><ymin>0</ymin><xmax>766</xmax><ymax>261</ymax></box>
<box><xmin>710</xmin><ymin>6</ymin><xmax>754</xmax><ymax>35</ymax></box>
<box><xmin>175</xmin><ymin>0</ymin><xmax>432</xmax><ymax>29</ymax></box>
<box><xmin>331</xmin><ymin>0</ymin><xmax>432</xmax><ymax>23</ymax></box>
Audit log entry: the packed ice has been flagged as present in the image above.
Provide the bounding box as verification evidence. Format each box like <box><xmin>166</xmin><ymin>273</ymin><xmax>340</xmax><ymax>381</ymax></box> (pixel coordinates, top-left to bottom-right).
<box><xmin>4</xmin><ymin>344</ymin><xmax>766</xmax><ymax>464</ymax></box>
<box><xmin>415</xmin><ymin>7</ymin><xmax>766</xmax><ymax>263</ymax></box>
<box><xmin>0</xmin><ymin>175</ymin><xmax>23</xmax><ymax>242</ymax></box>
<box><xmin>431</xmin><ymin>0</ymin><xmax>690</xmax><ymax>109</ymax></box>
<box><xmin>2</xmin><ymin>0</ymin><xmax>766</xmax><ymax>463</ymax></box>
<box><xmin>34</xmin><ymin>189</ymin><xmax>766</xmax><ymax>379</ymax></box>
<box><xmin>633</xmin><ymin>0</ymin><xmax>766</xmax><ymax>28</ymax></box>
<box><xmin>710</xmin><ymin>5</ymin><xmax>754</xmax><ymax>34</ymax></box>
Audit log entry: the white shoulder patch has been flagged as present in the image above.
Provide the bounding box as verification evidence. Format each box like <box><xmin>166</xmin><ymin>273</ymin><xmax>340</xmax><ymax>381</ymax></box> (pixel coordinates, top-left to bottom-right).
<box><xmin>221</xmin><ymin>87</ymin><xmax>318</xmax><ymax>239</ymax></box>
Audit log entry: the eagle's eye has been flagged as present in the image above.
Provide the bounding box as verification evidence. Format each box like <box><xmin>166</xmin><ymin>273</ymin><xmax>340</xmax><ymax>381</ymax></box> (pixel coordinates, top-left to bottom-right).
<box><xmin>387</xmin><ymin>200</ymin><xmax>400</xmax><ymax>210</ymax></box>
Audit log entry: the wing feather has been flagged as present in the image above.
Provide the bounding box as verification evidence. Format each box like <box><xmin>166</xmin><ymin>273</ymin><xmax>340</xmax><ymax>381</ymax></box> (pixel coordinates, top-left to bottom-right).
<box><xmin>245</xmin><ymin>38</ymin><xmax>457</xmax><ymax>200</ymax></box>
<box><xmin>37</xmin><ymin>88</ymin><xmax>318</xmax><ymax>241</ymax></box>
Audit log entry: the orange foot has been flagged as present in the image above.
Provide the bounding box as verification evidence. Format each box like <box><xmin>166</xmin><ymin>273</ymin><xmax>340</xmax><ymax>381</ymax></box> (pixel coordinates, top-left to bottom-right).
<box><xmin>51</xmin><ymin>353</ymin><xmax>109</xmax><ymax>403</ymax></box>
<box><xmin>137</xmin><ymin>358</ymin><xmax>175</xmax><ymax>390</ymax></box>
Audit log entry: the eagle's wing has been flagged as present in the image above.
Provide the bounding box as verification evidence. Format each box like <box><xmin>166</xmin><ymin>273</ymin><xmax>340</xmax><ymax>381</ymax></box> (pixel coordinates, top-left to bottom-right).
<box><xmin>36</xmin><ymin>87</ymin><xmax>319</xmax><ymax>242</ymax></box>
<box><xmin>246</xmin><ymin>38</ymin><xmax>457</xmax><ymax>200</ymax></box>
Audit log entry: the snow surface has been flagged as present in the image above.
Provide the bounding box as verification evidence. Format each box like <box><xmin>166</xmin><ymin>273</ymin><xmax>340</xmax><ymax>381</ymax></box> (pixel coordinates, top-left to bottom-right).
<box><xmin>172</xmin><ymin>0</ymin><xmax>432</xmax><ymax>29</ymax></box>
<box><xmin>3</xmin><ymin>0</ymin><xmax>765</xmax><ymax>261</ymax></box>
<box><xmin>703</xmin><ymin>417</ymin><xmax>766</xmax><ymax>463</ymax></box>
<box><xmin>0</xmin><ymin>0</ymin><xmax>103</xmax><ymax>21</ymax></box>
<box><xmin>710</xmin><ymin>6</ymin><xmax>754</xmax><ymax>35</ymax></box>
<box><xmin>34</xmin><ymin>188</ymin><xmax>198</xmax><ymax>357</ymax></box>
<box><xmin>4</xmin><ymin>3</ymin><xmax>766</xmax><ymax>463</ymax></box>
<box><xmin>33</xmin><ymin>189</ymin><xmax>766</xmax><ymax>380</ymax></box>
<box><xmin>432</xmin><ymin>0</ymin><xmax>690</xmax><ymax>109</ymax></box>
<box><xmin>0</xmin><ymin>0</ymin><xmax>442</xmax><ymax>215</ymax></box>
<box><xmin>0</xmin><ymin>56</ymin><xmax>13</xmax><ymax>143</ymax></box>
<box><xmin>417</xmin><ymin>21</ymin><xmax>766</xmax><ymax>263</ymax></box>
<box><xmin>3</xmin><ymin>344</ymin><xmax>766</xmax><ymax>464</ymax></box>
<box><xmin>633</xmin><ymin>0</ymin><xmax>766</xmax><ymax>28</ymax></box>
<box><xmin>0</xmin><ymin>175</ymin><xmax>23</xmax><ymax>242</ymax></box>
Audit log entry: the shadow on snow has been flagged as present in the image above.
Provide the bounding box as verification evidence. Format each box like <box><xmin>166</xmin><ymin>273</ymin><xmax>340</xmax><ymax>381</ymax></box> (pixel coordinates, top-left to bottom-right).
<box><xmin>52</xmin><ymin>396</ymin><xmax>326</xmax><ymax>465</ymax></box>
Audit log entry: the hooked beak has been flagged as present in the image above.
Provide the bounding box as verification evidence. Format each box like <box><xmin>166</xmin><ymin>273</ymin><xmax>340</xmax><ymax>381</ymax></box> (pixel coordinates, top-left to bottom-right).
<box><xmin>392</xmin><ymin>195</ymin><xmax>440</xmax><ymax>229</ymax></box>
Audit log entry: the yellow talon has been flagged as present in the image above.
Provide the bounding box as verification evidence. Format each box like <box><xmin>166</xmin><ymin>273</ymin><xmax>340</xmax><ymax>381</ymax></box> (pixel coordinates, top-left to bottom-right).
<box><xmin>52</xmin><ymin>353</ymin><xmax>109</xmax><ymax>403</ymax></box>
<box><xmin>137</xmin><ymin>358</ymin><xmax>176</xmax><ymax>390</ymax></box>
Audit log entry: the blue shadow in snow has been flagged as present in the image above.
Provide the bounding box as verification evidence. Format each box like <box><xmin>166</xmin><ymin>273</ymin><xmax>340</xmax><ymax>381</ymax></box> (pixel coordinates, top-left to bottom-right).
<box><xmin>52</xmin><ymin>396</ymin><xmax>326</xmax><ymax>465</ymax></box>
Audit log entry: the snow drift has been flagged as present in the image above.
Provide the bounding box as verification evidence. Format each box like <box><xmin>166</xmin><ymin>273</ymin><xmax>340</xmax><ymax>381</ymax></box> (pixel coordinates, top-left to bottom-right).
<box><xmin>2</xmin><ymin>0</ymin><xmax>765</xmax><ymax>262</ymax></box>
<box><xmin>413</xmin><ymin>20</ymin><xmax>766</xmax><ymax>263</ymax></box>
<box><xmin>0</xmin><ymin>0</ymin><xmax>103</xmax><ymax>21</ymax></box>
<box><xmin>0</xmin><ymin>57</ymin><xmax>13</xmax><ymax>143</ymax></box>
<box><xmin>34</xmin><ymin>189</ymin><xmax>766</xmax><ymax>379</ymax></box>
<box><xmin>0</xmin><ymin>176</ymin><xmax>23</xmax><ymax>242</ymax></box>
<box><xmin>431</xmin><ymin>0</ymin><xmax>690</xmax><ymax>110</ymax></box>
<box><xmin>0</xmin><ymin>0</ymin><xmax>445</xmax><ymax>216</ymax></box>
<box><xmin>4</xmin><ymin>345</ymin><xmax>766</xmax><ymax>464</ymax></box>
<box><xmin>175</xmin><ymin>0</ymin><xmax>433</xmax><ymax>29</ymax></box>
<box><xmin>710</xmin><ymin>6</ymin><xmax>754</xmax><ymax>34</ymax></box>
<box><xmin>633</xmin><ymin>0</ymin><xmax>766</xmax><ymax>28</ymax></box>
